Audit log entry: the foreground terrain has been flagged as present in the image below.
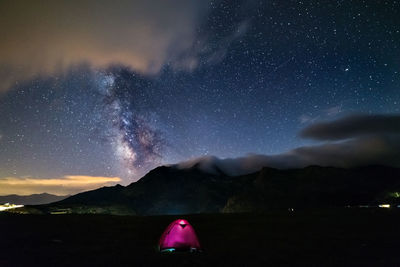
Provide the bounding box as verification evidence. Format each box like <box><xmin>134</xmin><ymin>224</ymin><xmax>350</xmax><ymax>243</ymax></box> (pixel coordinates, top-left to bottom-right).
<box><xmin>1</xmin><ymin>209</ymin><xmax>400</xmax><ymax>266</ymax></box>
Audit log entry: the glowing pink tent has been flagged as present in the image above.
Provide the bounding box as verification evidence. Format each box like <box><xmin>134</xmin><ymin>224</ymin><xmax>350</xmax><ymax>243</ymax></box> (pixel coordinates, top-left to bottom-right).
<box><xmin>159</xmin><ymin>219</ymin><xmax>201</xmax><ymax>252</ymax></box>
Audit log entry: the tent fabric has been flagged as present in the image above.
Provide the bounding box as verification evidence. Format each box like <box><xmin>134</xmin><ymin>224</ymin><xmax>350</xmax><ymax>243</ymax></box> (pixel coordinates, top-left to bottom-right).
<box><xmin>159</xmin><ymin>219</ymin><xmax>201</xmax><ymax>252</ymax></box>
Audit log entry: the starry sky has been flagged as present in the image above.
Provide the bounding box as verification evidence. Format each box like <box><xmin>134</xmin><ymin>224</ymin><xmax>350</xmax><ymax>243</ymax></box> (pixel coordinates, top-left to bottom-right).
<box><xmin>0</xmin><ymin>0</ymin><xmax>399</xmax><ymax>195</ymax></box>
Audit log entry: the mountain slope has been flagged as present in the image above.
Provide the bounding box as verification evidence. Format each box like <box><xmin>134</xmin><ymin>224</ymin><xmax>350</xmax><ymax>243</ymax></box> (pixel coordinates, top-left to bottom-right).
<box><xmin>54</xmin><ymin>166</ymin><xmax>241</xmax><ymax>215</ymax></box>
<box><xmin>0</xmin><ymin>193</ymin><xmax>69</xmax><ymax>205</ymax></box>
<box><xmin>29</xmin><ymin>165</ymin><xmax>400</xmax><ymax>215</ymax></box>
<box><xmin>223</xmin><ymin>165</ymin><xmax>400</xmax><ymax>212</ymax></box>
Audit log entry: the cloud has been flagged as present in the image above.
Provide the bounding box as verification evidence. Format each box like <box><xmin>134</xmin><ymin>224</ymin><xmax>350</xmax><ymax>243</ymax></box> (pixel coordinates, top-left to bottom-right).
<box><xmin>200</xmin><ymin>20</ymin><xmax>250</xmax><ymax>65</ymax></box>
<box><xmin>298</xmin><ymin>114</ymin><xmax>319</xmax><ymax>124</ymax></box>
<box><xmin>298</xmin><ymin>105</ymin><xmax>343</xmax><ymax>125</ymax></box>
<box><xmin>177</xmin><ymin>114</ymin><xmax>400</xmax><ymax>175</ymax></box>
<box><xmin>324</xmin><ymin>105</ymin><xmax>343</xmax><ymax>117</ymax></box>
<box><xmin>0</xmin><ymin>175</ymin><xmax>121</xmax><ymax>195</ymax></box>
<box><xmin>285</xmin><ymin>135</ymin><xmax>400</xmax><ymax>168</ymax></box>
<box><xmin>176</xmin><ymin>155</ymin><xmax>274</xmax><ymax>176</ymax></box>
<box><xmin>300</xmin><ymin>114</ymin><xmax>400</xmax><ymax>140</ymax></box>
<box><xmin>0</xmin><ymin>0</ymin><xmax>211</xmax><ymax>92</ymax></box>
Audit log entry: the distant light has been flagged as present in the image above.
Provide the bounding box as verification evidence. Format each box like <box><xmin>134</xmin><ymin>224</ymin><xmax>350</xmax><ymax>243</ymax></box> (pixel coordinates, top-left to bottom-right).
<box><xmin>179</xmin><ymin>220</ymin><xmax>186</xmax><ymax>225</ymax></box>
<box><xmin>379</xmin><ymin>204</ymin><xmax>390</xmax><ymax>208</ymax></box>
<box><xmin>0</xmin><ymin>203</ymin><xmax>24</xmax><ymax>211</ymax></box>
<box><xmin>50</xmin><ymin>211</ymin><xmax>68</xmax><ymax>215</ymax></box>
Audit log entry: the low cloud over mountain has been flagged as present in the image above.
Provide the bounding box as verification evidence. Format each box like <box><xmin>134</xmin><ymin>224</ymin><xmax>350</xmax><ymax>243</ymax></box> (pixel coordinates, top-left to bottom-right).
<box><xmin>300</xmin><ymin>114</ymin><xmax>400</xmax><ymax>141</ymax></box>
<box><xmin>177</xmin><ymin>114</ymin><xmax>400</xmax><ymax>175</ymax></box>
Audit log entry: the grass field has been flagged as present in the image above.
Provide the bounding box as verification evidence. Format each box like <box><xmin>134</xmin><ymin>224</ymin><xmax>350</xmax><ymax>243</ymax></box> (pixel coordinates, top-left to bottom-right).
<box><xmin>1</xmin><ymin>208</ymin><xmax>400</xmax><ymax>266</ymax></box>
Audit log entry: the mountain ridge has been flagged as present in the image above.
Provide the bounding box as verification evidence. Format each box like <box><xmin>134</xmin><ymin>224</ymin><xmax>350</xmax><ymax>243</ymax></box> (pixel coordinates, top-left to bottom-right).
<box><xmin>0</xmin><ymin>193</ymin><xmax>69</xmax><ymax>205</ymax></box>
<box><xmin>19</xmin><ymin>164</ymin><xmax>400</xmax><ymax>215</ymax></box>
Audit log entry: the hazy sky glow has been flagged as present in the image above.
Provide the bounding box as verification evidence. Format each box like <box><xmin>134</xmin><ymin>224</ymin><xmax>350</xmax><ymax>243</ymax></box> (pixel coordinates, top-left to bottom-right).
<box><xmin>0</xmin><ymin>0</ymin><xmax>399</xmax><ymax>195</ymax></box>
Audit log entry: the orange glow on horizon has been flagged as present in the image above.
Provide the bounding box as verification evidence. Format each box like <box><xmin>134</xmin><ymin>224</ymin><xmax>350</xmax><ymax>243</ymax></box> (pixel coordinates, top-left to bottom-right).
<box><xmin>0</xmin><ymin>175</ymin><xmax>122</xmax><ymax>196</ymax></box>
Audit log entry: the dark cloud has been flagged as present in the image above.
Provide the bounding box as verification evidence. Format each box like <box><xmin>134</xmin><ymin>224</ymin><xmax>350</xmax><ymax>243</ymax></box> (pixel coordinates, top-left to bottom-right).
<box><xmin>0</xmin><ymin>0</ymin><xmax>252</xmax><ymax>93</ymax></box>
<box><xmin>176</xmin><ymin>155</ymin><xmax>272</xmax><ymax>176</ymax></box>
<box><xmin>286</xmin><ymin>135</ymin><xmax>400</xmax><ymax>168</ymax></box>
<box><xmin>300</xmin><ymin>114</ymin><xmax>400</xmax><ymax>141</ymax></box>
<box><xmin>0</xmin><ymin>0</ymin><xmax>211</xmax><ymax>92</ymax></box>
<box><xmin>177</xmin><ymin>114</ymin><xmax>400</xmax><ymax>176</ymax></box>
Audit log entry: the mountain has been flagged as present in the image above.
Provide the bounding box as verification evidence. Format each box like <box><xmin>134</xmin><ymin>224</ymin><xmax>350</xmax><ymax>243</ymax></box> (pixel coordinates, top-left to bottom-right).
<box><xmin>222</xmin><ymin>165</ymin><xmax>400</xmax><ymax>212</ymax></box>
<box><xmin>0</xmin><ymin>193</ymin><xmax>69</xmax><ymax>205</ymax></box>
<box><xmin>24</xmin><ymin>165</ymin><xmax>400</xmax><ymax>215</ymax></box>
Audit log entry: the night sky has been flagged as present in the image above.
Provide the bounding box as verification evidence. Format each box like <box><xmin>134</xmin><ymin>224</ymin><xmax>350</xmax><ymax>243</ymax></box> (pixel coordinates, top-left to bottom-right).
<box><xmin>1</xmin><ymin>0</ymin><xmax>399</xmax><ymax>195</ymax></box>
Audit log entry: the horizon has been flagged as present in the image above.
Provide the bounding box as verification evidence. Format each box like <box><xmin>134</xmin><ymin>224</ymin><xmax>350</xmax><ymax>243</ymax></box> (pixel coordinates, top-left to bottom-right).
<box><xmin>1</xmin><ymin>158</ymin><xmax>399</xmax><ymax>197</ymax></box>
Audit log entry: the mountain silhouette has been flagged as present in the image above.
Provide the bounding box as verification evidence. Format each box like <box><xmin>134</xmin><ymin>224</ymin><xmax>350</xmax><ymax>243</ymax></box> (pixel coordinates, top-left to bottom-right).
<box><xmin>0</xmin><ymin>193</ymin><xmax>69</xmax><ymax>205</ymax></box>
<box><xmin>26</xmin><ymin>164</ymin><xmax>400</xmax><ymax>215</ymax></box>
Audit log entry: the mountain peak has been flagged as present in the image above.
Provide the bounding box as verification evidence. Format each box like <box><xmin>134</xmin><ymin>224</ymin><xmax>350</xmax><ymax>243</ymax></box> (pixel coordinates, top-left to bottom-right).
<box><xmin>173</xmin><ymin>155</ymin><xmax>267</xmax><ymax>176</ymax></box>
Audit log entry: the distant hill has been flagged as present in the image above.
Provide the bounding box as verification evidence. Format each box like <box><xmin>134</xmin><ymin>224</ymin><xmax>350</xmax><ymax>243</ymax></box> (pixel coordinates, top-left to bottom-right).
<box><xmin>0</xmin><ymin>193</ymin><xmax>69</xmax><ymax>205</ymax></box>
<box><xmin>24</xmin><ymin>165</ymin><xmax>400</xmax><ymax>215</ymax></box>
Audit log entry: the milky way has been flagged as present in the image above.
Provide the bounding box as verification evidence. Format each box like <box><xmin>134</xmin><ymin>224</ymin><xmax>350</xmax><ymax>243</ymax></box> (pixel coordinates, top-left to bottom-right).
<box><xmin>97</xmin><ymin>68</ymin><xmax>165</xmax><ymax>178</ymax></box>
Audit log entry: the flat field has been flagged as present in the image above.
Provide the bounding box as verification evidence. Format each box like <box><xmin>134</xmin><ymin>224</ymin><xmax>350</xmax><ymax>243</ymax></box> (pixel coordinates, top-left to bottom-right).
<box><xmin>1</xmin><ymin>209</ymin><xmax>399</xmax><ymax>266</ymax></box>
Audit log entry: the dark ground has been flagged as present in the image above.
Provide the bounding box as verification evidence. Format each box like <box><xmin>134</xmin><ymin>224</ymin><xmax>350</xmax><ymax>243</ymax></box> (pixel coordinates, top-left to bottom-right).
<box><xmin>1</xmin><ymin>209</ymin><xmax>400</xmax><ymax>266</ymax></box>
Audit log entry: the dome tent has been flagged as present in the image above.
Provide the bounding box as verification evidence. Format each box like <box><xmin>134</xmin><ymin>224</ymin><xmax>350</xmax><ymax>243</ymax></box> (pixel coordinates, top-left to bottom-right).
<box><xmin>158</xmin><ymin>219</ymin><xmax>201</xmax><ymax>252</ymax></box>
